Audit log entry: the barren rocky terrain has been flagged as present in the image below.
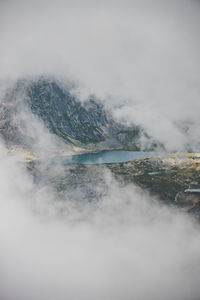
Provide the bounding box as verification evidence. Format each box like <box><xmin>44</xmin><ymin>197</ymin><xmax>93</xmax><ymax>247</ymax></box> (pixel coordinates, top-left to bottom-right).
<box><xmin>26</xmin><ymin>152</ymin><xmax>200</xmax><ymax>218</ymax></box>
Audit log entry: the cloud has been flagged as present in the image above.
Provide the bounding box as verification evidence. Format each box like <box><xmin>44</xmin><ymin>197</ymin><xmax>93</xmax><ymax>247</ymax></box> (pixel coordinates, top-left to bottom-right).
<box><xmin>0</xmin><ymin>3</ymin><xmax>200</xmax><ymax>298</ymax></box>
<box><xmin>1</xmin><ymin>0</ymin><xmax>200</xmax><ymax>151</ymax></box>
<box><xmin>0</xmin><ymin>147</ymin><xmax>200</xmax><ymax>300</ymax></box>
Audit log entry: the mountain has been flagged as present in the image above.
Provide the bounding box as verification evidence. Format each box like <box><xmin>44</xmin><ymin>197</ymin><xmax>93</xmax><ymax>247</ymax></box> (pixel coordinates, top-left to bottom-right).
<box><xmin>25</xmin><ymin>78</ymin><xmax>127</xmax><ymax>146</ymax></box>
<box><xmin>0</xmin><ymin>77</ymin><xmax>160</xmax><ymax>156</ymax></box>
<box><xmin>0</xmin><ymin>77</ymin><xmax>147</xmax><ymax>153</ymax></box>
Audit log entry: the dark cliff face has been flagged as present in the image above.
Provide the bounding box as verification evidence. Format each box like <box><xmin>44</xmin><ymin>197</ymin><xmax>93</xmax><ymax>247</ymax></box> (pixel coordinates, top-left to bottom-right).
<box><xmin>26</xmin><ymin>79</ymin><xmax>110</xmax><ymax>144</ymax></box>
<box><xmin>0</xmin><ymin>77</ymin><xmax>144</xmax><ymax>150</ymax></box>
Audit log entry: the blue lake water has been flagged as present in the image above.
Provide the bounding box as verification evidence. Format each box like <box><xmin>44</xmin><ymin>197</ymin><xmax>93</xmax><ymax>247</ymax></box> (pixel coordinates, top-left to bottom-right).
<box><xmin>55</xmin><ymin>150</ymin><xmax>158</xmax><ymax>164</ymax></box>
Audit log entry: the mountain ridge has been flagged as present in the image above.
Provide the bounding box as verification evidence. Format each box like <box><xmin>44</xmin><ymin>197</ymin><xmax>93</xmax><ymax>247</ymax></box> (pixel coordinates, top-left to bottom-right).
<box><xmin>0</xmin><ymin>77</ymin><xmax>153</xmax><ymax>153</ymax></box>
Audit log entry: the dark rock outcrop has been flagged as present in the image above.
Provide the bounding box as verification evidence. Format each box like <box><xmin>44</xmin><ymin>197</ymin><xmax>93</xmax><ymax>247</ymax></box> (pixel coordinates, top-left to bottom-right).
<box><xmin>0</xmin><ymin>77</ymin><xmax>143</xmax><ymax>151</ymax></box>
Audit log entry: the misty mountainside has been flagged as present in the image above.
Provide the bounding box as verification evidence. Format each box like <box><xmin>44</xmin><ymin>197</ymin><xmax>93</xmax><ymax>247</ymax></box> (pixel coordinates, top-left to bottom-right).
<box><xmin>0</xmin><ymin>78</ymin><xmax>155</xmax><ymax>153</ymax></box>
<box><xmin>27</xmin><ymin>153</ymin><xmax>200</xmax><ymax>218</ymax></box>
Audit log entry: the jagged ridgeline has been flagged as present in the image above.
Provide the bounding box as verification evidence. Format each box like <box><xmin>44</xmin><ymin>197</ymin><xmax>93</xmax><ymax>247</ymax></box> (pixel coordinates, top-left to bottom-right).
<box><xmin>0</xmin><ymin>77</ymin><xmax>154</xmax><ymax>151</ymax></box>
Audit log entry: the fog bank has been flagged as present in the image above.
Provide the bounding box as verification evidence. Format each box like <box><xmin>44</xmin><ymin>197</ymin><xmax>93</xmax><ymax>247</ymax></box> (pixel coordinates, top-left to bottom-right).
<box><xmin>0</xmin><ymin>146</ymin><xmax>200</xmax><ymax>300</ymax></box>
<box><xmin>1</xmin><ymin>0</ymin><xmax>200</xmax><ymax>151</ymax></box>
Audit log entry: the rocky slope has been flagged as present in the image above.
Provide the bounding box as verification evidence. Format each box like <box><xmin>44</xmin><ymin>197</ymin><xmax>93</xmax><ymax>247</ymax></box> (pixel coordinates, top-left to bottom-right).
<box><xmin>26</xmin><ymin>153</ymin><xmax>200</xmax><ymax>218</ymax></box>
<box><xmin>0</xmin><ymin>77</ymin><xmax>149</xmax><ymax>153</ymax></box>
<box><xmin>107</xmin><ymin>153</ymin><xmax>200</xmax><ymax>216</ymax></box>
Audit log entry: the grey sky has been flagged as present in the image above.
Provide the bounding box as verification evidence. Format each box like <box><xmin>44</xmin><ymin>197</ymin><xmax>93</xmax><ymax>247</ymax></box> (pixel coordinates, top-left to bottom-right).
<box><xmin>1</xmin><ymin>0</ymin><xmax>200</xmax><ymax>151</ymax></box>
